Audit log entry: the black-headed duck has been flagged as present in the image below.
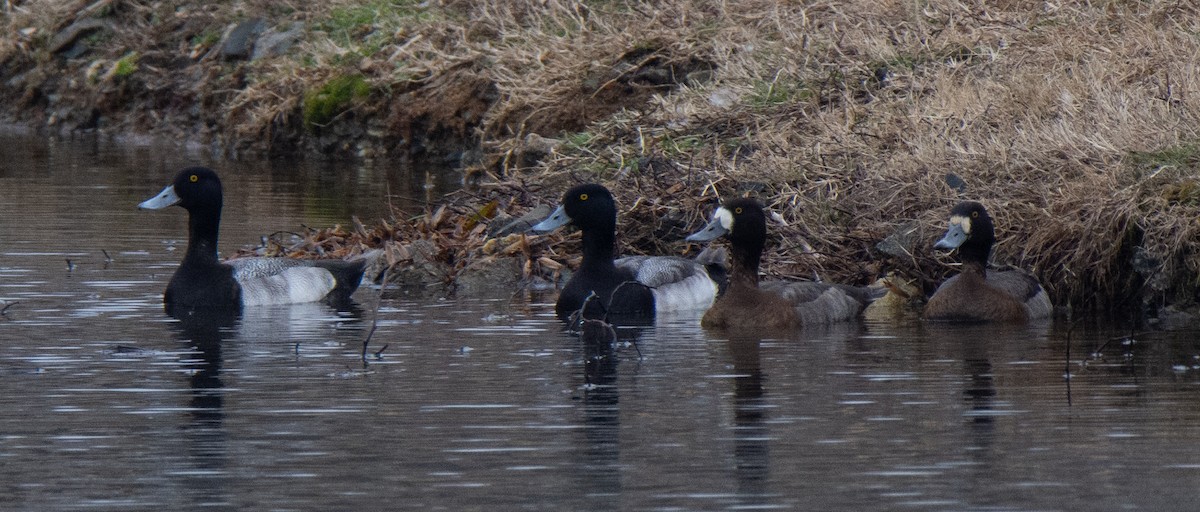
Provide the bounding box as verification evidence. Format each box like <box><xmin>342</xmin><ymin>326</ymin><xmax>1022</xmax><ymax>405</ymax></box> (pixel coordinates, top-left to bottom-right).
<box><xmin>139</xmin><ymin>166</ymin><xmax>371</xmax><ymax>315</ymax></box>
<box><xmin>924</xmin><ymin>201</ymin><xmax>1051</xmax><ymax>322</ymax></box>
<box><xmin>529</xmin><ymin>183</ymin><xmax>725</xmax><ymax>321</ymax></box>
<box><xmin>686</xmin><ymin>198</ymin><xmax>878</xmax><ymax>330</ymax></box>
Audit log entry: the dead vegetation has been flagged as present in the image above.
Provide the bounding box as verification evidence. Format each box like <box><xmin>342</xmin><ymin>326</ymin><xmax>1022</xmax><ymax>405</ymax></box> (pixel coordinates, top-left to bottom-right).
<box><xmin>5</xmin><ymin>1</ymin><xmax>1200</xmax><ymax>315</ymax></box>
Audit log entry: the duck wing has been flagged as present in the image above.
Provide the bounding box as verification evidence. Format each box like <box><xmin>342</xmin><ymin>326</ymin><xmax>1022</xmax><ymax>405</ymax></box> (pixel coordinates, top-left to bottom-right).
<box><xmin>238</xmin><ymin>266</ymin><xmax>337</xmax><ymax>306</ymax></box>
<box><xmin>986</xmin><ymin>269</ymin><xmax>1052</xmax><ymax>319</ymax></box>
<box><xmin>615</xmin><ymin>255</ymin><xmax>721</xmax><ymax>312</ymax></box>
<box><xmin>227</xmin><ymin>252</ymin><xmax>375</xmax><ymax>305</ymax></box>
<box><xmin>760</xmin><ymin>280</ymin><xmax>875</xmax><ymax>324</ymax></box>
<box><xmin>227</xmin><ymin>257</ymin><xmax>312</xmax><ymax>280</ymax></box>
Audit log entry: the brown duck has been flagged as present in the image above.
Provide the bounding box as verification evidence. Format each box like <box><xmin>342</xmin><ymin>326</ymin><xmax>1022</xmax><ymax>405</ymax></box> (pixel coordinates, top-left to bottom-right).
<box><xmin>686</xmin><ymin>198</ymin><xmax>878</xmax><ymax>330</ymax></box>
<box><xmin>924</xmin><ymin>201</ymin><xmax>1052</xmax><ymax>322</ymax></box>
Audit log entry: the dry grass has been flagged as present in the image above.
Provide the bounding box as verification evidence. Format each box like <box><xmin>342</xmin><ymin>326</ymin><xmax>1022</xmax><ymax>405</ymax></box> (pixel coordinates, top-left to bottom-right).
<box><xmin>5</xmin><ymin>1</ymin><xmax>1200</xmax><ymax>312</ymax></box>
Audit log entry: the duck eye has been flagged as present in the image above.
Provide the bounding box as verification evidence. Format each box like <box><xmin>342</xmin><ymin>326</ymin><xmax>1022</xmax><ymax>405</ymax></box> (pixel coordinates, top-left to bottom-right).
<box><xmin>579</xmin><ymin>193</ymin><xmax>588</xmax><ymax>201</ymax></box>
<box><xmin>189</xmin><ymin>174</ymin><xmax>199</xmax><ymax>183</ymax></box>
<box><xmin>971</xmin><ymin>211</ymin><xmax>979</xmax><ymax>218</ymax></box>
<box><xmin>734</xmin><ymin>207</ymin><xmax>743</xmax><ymax>214</ymax></box>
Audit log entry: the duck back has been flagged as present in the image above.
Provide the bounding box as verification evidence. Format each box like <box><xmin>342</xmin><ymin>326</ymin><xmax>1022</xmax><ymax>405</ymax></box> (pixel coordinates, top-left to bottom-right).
<box><xmin>616</xmin><ymin>255</ymin><xmax>721</xmax><ymax>313</ymax></box>
<box><xmin>925</xmin><ymin>270</ymin><xmax>1048</xmax><ymax>322</ymax></box>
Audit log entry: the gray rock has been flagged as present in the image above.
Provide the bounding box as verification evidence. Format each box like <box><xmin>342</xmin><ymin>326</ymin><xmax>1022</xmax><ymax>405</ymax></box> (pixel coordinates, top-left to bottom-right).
<box><xmin>876</xmin><ymin>221</ymin><xmax>921</xmax><ymax>259</ymax></box>
<box><xmin>252</xmin><ymin>22</ymin><xmax>304</xmax><ymax>60</ymax></box>
<box><xmin>48</xmin><ymin>18</ymin><xmax>112</xmax><ymax>55</ymax></box>
<box><xmin>221</xmin><ymin>18</ymin><xmax>267</xmax><ymax>60</ymax></box>
<box><xmin>454</xmin><ymin>256</ymin><xmax>523</xmax><ymax>296</ymax></box>
<box><xmin>489</xmin><ymin>204</ymin><xmax>552</xmax><ymax>237</ymax></box>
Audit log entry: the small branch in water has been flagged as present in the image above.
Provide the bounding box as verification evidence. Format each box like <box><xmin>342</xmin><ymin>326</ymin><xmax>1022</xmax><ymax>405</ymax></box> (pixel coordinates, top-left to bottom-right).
<box><xmin>0</xmin><ymin>301</ymin><xmax>17</xmax><ymax>315</ymax></box>
<box><xmin>101</xmin><ymin>249</ymin><xmax>113</xmax><ymax>262</ymax></box>
<box><xmin>65</xmin><ymin>259</ymin><xmax>75</xmax><ymax>271</ymax></box>
<box><xmin>362</xmin><ymin>265</ymin><xmax>392</xmax><ymax>364</ymax></box>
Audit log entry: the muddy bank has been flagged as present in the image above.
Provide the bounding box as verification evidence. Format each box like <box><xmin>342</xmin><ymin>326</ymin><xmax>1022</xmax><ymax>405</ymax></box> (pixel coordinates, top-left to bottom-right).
<box><xmin>6</xmin><ymin>1</ymin><xmax>1200</xmax><ymax>323</ymax></box>
<box><xmin>0</xmin><ymin>1</ymin><xmax>705</xmax><ymax>165</ymax></box>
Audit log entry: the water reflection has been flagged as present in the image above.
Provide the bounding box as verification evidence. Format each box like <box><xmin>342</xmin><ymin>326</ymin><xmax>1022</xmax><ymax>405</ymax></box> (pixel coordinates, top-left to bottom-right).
<box><xmin>571</xmin><ymin>319</ymin><xmax>634</xmax><ymax>510</ymax></box>
<box><xmin>171</xmin><ymin>309</ymin><xmax>236</xmax><ymax>508</ymax></box>
<box><xmin>725</xmin><ymin>336</ymin><xmax>770</xmax><ymax>506</ymax></box>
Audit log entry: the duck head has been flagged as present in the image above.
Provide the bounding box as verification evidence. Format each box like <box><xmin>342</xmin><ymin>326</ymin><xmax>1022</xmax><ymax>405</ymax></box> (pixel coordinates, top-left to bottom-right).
<box><xmin>529</xmin><ymin>183</ymin><xmax>617</xmax><ymax>234</ymax></box>
<box><xmin>934</xmin><ymin>201</ymin><xmax>994</xmax><ymax>263</ymax></box>
<box><xmin>139</xmin><ymin>166</ymin><xmax>224</xmax><ymax>213</ymax></box>
<box><xmin>686</xmin><ymin>198</ymin><xmax>767</xmax><ymax>249</ymax></box>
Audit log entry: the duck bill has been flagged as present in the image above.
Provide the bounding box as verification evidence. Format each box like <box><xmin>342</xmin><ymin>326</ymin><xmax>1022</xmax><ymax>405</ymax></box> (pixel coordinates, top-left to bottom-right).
<box><xmin>934</xmin><ymin>223</ymin><xmax>968</xmax><ymax>250</ymax></box>
<box><xmin>528</xmin><ymin>205</ymin><xmax>570</xmax><ymax>234</ymax></box>
<box><xmin>686</xmin><ymin>215</ymin><xmax>729</xmax><ymax>242</ymax></box>
<box><xmin>138</xmin><ymin>185</ymin><xmax>181</xmax><ymax>210</ymax></box>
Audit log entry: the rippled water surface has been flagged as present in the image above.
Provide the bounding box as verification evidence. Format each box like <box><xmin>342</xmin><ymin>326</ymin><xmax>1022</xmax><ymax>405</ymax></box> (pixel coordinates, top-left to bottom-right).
<box><xmin>4</xmin><ymin>134</ymin><xmax>1200</xmax><ymax>511</ymax></box>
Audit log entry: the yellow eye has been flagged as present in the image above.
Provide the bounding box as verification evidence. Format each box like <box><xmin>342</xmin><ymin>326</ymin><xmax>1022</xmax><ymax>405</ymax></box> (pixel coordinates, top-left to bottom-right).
<box><xmin>579</xmin><ymin>193</ymin><xmax>588</xmax><ymax>201</ymax></box>
<box><xmin>734</xmin><ymin>207</ymin><xmax>743</xmax><ymax>214</ymax></box>
<box><xmin>189</xmin><ymin>175</ymin><xmax>199</xmax><ymax>183</ymax></box>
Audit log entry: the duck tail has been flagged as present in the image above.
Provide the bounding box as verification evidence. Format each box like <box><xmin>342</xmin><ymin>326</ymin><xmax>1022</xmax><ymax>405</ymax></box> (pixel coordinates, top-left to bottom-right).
<box><xmin>316</xmin><ymin>249</ymin><xmax>383</xmax><ymax>297</ymax></box>
<box><xmin>694</xmin><ymin>246</ymin><xmax>729</xmax><ymax>294</ymax></box>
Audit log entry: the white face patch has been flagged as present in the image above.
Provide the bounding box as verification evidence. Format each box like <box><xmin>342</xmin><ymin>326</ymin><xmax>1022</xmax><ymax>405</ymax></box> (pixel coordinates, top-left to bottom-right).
<box><xmin>948</xmin><ymin>214</ymin><xmax>971</xmax><ymax>235</ymax></box>
<box><xmin>715</xmin><ymin>207</ymin><xmax>734</xmax><ymax>231</ymax></box>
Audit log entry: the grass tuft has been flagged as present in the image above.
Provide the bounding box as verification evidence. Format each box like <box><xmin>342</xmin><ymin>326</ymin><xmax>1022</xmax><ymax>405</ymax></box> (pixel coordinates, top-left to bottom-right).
<box><xmin>302</xmin><ymin>74</ymin><xmax>371</xmax><ymax>130</ymax></box>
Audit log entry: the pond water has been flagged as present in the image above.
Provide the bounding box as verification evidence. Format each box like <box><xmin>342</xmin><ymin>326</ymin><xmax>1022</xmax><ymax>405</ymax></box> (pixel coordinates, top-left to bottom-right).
<box><xmin>3</xmin><ymin>133</ymin><xmax>1200</xmax><ymax>511</ymax></box>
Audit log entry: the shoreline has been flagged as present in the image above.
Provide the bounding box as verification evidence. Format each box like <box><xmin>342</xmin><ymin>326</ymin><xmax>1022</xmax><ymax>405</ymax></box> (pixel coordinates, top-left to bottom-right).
<box><xmin>5</xmin><ymin>1</ymin><xmax>1200</xmax><ymax>323</ymax></box>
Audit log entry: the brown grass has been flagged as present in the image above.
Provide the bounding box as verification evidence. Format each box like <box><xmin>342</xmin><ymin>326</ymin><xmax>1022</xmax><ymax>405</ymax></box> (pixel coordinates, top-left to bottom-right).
<box><xmin>5</xmin><ymin>1</ymin><xmax>1200</xmax><ymax>312</ymax></box>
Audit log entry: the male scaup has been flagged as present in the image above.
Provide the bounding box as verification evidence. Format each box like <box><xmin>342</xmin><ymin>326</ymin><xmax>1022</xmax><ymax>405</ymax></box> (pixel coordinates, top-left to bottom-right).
<box><xmin>687</xmin><ymin>198</ymin><xmax>878</xmax><ymax>330</ymax></box>
<box><xmin>529</xmin><ymin>183</ymin><xmax>724</xmax><ymax>321</ymax></box>
<box><xmin>139</xmin><ymin>166</ymin><xmax>371</xmax><ymax>315</ymax></box>
<box><xmin>924</xmin><ymin>201</ymin><xmax>1052</xmax><ymax>322</ymax></box>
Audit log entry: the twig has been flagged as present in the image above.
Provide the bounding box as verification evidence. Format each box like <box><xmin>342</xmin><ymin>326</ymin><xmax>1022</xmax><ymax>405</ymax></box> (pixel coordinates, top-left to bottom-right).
<box><xmin>361</xmin><ymin>265</ymin><xmax>392</xmax><ymax>364</ymax></box>
<box><xmin>0</xmin><ymin>301</ymin><xmax>17</xmax><ymax>315</ymax></box>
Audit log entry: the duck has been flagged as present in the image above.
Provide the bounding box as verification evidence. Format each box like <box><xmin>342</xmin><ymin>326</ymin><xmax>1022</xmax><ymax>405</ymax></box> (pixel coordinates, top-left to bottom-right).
<box><xmin>528</xmin><ymin>183</ymin><xmax>725</xmax><ymax>321</ymax></box>
<box><xmin>686</xmin><ymin>198</ymin><xmax>879</xmax><ymax>330</ymax></box>
<box><xmin>924</xmin><ymin>201</ymin><xmax>1052</xmax><ymax>322</ymax></box>
<box><xmin>139</xmin><ymin>166</ymin><xmax>372</xmax><ymax>315</ymax></box>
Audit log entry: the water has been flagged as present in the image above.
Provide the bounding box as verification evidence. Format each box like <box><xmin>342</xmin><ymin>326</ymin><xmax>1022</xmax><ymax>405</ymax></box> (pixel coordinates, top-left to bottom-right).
<box><xmin>3</xmin><ymin>134</ymin><xmax>1200</xmax><ymax>510</ymax></box>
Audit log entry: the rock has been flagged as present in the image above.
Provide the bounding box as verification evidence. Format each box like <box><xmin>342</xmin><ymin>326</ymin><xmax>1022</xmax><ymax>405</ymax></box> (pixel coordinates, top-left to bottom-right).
<box><xmin>252</xmin><ymin>22</ymin><xmax>304</xmax><ymax>60</ymax></box>
<box><xmin>944</xmin><ymin>172</ymin><xmax>968</xmax><ymax>193</ymax></box>
<box><xmin>454</xmin><ymin>256</ymin><xmax>523</xmax><ymax>296</ymax></box>
<box><xmin>489</xmin><ymin>204</ymin><xmax>552</xmax><ymax>237</ymax></box>
<box><xmin>876</xmin><ymin>221</ymin><xmax>921</xmax><ymax>259</ymax></box>
<box><xmin>388</xmin><ymin>239</ymin><xmax>447</xmax><ymax>288</ymax></box>
<box><xmin>221</xmin><ymin>18</ymin><xmax>267</xmax><ymax>60</ymax></box>
<box><xmin>48</xmin><ymin>18</ymin><xmax>112</xmax><ymax>56</ymax></box>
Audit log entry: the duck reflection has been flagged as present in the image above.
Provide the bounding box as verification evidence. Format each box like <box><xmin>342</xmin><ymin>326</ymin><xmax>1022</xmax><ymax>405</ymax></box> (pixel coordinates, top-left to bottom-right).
<box><xmin>165</xmin><ymin>299</ymin><xmax>364</xmax><ymax>505</ymax></box>
<box><xmin>168</xmin><ymin>307</ymin><xmax>236</xmax><ymax>507</ymax></box>
<box><xmin>921</xmin><ymin>321</ymin><xmax>1051</xmax><ymax>462</ymax></box>
<box><xmin>570</xmin><ymin>317</ymin><xmax>639</xmax><ymax>511</ymax></box>
<box><xmin>725</xmin><ymin>336</ymin><xmax>771</xmax><ymax>502</ymax></box>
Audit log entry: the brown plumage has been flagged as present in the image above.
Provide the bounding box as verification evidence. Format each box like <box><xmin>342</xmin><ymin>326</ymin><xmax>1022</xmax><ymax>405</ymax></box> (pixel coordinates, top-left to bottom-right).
<box><xmin>924</xmin><ymin>201</ymin><xmax>1051</xmax><ymax>322</ymax></box>
<box><xmin>687</xmin><ymin>198</ymin><xmax>878</xmax><ymax>330</ymax></box>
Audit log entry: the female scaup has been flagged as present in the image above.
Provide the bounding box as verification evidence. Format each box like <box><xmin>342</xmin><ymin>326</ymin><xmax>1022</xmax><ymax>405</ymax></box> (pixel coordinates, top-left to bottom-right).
<box><xmin>139</xmin><ymin>166</ymin><xmax>371</xmax><ymax>315</ymax></box>
<box><xmin>924</xmin><ymin>201</ymin><xmax>1051</xmax><ymax>322</ymax></box>
<box><xmin>686</xmin><ymin>198</ymin><xmax>878</xmax><ymax>330</ymax></box>
<box><xmin>529</xmin><ymin>183</ymin><xmax>724</xmax><ymax>321</ymax></box>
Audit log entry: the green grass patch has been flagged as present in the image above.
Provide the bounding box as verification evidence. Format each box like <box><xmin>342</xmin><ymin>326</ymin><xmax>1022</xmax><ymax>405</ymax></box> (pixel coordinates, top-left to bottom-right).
<box><xmin>320</xmin><ymin>0</ymin><xmax>433</xmax><ymax>58</ymax></box>
<box><xmin>111</xmin><ymin>52</ymin><xmax>138</xmax><ymax>78</ymax></box>
<box><xmin>748</xmin><ymin>78</ymin><xmax>811</xmax><ymax>109</ymax></box>
<box><xmin>190</xmin><ymin>29</ymin><xmax>221</xmax><ymax>48</ymax></box>
<box><xmin>1128</xmin><ymin>143</ymin><xmax>1200</xmax><ymax>171</ymax></box>
<box><xmin>303</xmin><ymin>74</ymin><xmax>371</xmax><ymax>130</ymax></box>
